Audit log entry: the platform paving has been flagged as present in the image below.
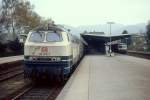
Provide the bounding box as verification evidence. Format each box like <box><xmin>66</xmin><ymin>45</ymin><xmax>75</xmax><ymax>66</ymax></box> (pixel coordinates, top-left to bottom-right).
<box><xmin>56</xmin><ymin>55</ymin><xmax>150</xmax><ymax>100</ymax></box>
<box><xmin>0</xmin><ymin>55</ymin><xmax>23</xmax><ymax>64</ymax></box>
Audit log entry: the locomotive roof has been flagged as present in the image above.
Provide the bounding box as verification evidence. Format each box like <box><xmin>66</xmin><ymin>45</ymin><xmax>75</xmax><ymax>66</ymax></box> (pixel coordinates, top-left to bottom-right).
<box><xmin>33</xmin><ymin>24</ymin><xmax>64</xmax><ymax>32</ymax></box>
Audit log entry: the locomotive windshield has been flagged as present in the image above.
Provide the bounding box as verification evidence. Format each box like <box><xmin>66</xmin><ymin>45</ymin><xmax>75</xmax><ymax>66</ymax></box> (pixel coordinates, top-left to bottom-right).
<box><xmin>46</xmin><ymin>32</ymin><xmax>62</xmax><ymax>42</ymax></box>
<box><xmin>29</xmin><ymin>31</ymin><xmax>62</xmax><ymax>42</ymax></box>
<box><xmin>29</xmin><ymin>32</ymin><xmax>45</xmax><ymax>42</ymax></box>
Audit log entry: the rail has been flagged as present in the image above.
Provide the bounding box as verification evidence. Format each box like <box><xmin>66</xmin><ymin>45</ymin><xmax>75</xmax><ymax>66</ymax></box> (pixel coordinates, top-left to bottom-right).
<box><xmin>12</xmin><ymin>85</ymin><xmax>62</xmax><ymax>100</ymax></box>
<box><xmin>127</xmin><ymin>50</ymin><xmax>150</xmax><ymax>59</ymax></box>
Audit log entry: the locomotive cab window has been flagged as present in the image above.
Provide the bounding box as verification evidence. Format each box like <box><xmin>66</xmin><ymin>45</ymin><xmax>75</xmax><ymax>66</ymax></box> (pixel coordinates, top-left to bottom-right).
<box><xmin>46</xmin><ymin>31</ymin><xmax>62</xmax><ymax>42</ymax></box>
<box><xmin>29</xmin><ymin>32</ymin><xmax>45</xmax><ymax>42</ymax></box>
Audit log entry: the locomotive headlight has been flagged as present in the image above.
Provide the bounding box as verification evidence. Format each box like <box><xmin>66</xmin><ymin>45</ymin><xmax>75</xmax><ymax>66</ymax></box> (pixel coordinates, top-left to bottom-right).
<box><xmin>49</xmin><ymin>57</ymin><xmax>61</xmax><ymax>62</ymax></box>
<box><xmin>56</xmin><ymin>57</ymin><xmax>61</xmax><ymax>61</ymax></box>
<box><xmin>28</xmin><ymin>57</ymin><xmax>33</xmax><ymax>60</ymax></box>
<box><xmin>28</xmin><ymin>57</ymin><xmax>37</xmax><ymax>60</ymax></box>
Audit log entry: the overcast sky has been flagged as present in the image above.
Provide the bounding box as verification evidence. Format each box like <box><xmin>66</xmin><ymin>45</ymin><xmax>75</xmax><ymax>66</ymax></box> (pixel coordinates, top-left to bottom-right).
<box><xmin>30</xmin><ymin>0</ymin><xmax>150</xmax><ymax>26</ymax></box>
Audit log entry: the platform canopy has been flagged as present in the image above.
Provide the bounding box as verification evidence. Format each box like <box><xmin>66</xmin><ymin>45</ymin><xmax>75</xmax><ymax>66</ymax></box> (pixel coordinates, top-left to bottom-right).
<box><xmin>81</xmin><ymin>33</ymin><xmax>131</xmax><ymax>44</ymax></box>
<box><xmin>80</xmin><ymin>32</ymin><xmax>131</xmax><ymax>52</ymax></box>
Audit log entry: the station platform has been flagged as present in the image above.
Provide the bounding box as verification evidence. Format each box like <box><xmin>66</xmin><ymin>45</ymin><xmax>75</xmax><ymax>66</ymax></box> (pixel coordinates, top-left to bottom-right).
<box><xmin>0</xmin><ymin>55</ymin><xmax>23</xmax><ymax>64</ymax></box>
<box><xmin>56</xmin><ymin>55</ymin><xmax>150</xmax><ymax>100</ymax></box>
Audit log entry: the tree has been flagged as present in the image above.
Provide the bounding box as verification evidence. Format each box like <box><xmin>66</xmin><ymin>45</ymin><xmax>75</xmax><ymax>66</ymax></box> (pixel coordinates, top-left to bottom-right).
<box><xmin>0</xmin><ymin>0</ymin><xmax>20</xmax><ymax>34</ymax></box>
<box><xmin>146</xmin><ymin>21</ymin><xmax>150</xmax><ymax>42</ymax></box>
<box><xmin>12</xmin><ymin>1</ymin><xmax>42</xmax><ymax>34</ymax></box>
<box><xmin>0</xmin><ymin>0</ymin><xmax>44</xmax><ymax>54</ymax></box>
<box><xmin>146</xmin><ymin>21</ymin><xmax>150</xmax><ymax>50</ymax></box>
<box><xmin>122</xmin><ymin>30</ymin><xmax>128</xmax><ymax>34</ymax></box>
<box><xmin>0</xmin><ymin>0</ymin><xmax>43</xmax><ymax>35</ymax></box>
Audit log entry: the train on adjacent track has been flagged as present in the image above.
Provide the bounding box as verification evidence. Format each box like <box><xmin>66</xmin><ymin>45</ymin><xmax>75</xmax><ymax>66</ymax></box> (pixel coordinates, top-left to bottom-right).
<box><xmin>24</xmin><ymin>25</ymin><xmax>85</xmax><ymax>81</ymax></box>
<box><xmin>117</xmin><ymin>43</ymin><xmax>127</xmax><ymax>53</ymax></box>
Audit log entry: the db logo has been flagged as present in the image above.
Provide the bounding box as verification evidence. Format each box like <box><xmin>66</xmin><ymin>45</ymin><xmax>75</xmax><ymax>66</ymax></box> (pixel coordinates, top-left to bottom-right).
<box><xmin>41</xmin><ymin>47</ymin><xmax>48</xmax><ymax>53</ymax></box>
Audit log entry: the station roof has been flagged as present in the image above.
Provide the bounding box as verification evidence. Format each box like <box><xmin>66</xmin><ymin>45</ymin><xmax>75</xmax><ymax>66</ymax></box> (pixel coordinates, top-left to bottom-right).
<box><xmin>81</xmin><ymin>33</ymin><xmax>131</xmax><ymax>43</ymax></box>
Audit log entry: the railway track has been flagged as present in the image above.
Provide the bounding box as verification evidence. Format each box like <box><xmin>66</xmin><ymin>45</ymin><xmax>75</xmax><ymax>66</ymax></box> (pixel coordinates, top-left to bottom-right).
<box><xmin>0</xmin><ymin>66</ymin><xmax>23</xmax><ymax>82</ymax></box>
<box><xmin>12</xmin><ymin>85</ymin><xmax>62</xmax><ymax>100</ymax></box>
<box><xmin>127</xmin><ymin>50</ymin><xmax>150</xmax><ymax>59</ymax></box>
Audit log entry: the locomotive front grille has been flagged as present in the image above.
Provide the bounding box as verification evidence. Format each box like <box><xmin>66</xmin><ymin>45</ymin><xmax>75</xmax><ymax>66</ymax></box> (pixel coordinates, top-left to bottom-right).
<box><xmin>36</xmin><ymin>57</ymin><xmax>61</xmax><ymax>62</ymax></box>
<box><xmin>24</xmin><ymin>56</ymin><xmax>72</xmax><ymax>63</ymax></box>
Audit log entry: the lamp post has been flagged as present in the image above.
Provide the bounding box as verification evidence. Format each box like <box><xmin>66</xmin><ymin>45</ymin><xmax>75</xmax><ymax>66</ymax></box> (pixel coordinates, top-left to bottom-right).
<box><xmin>107</xmin><ymin>22</ymin><xmax>115</xmax><ymax>56</ymax></box>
